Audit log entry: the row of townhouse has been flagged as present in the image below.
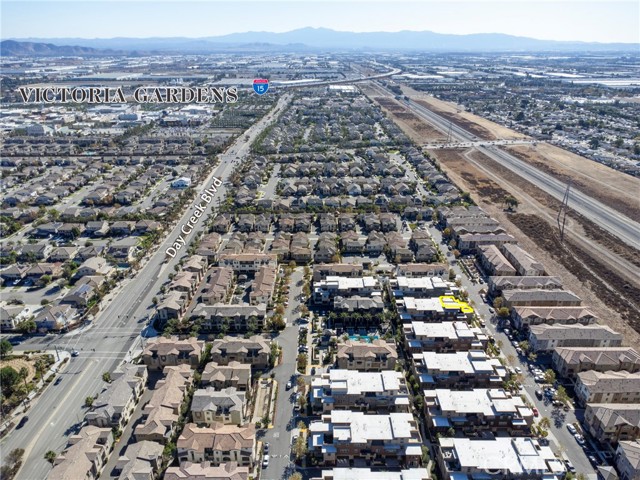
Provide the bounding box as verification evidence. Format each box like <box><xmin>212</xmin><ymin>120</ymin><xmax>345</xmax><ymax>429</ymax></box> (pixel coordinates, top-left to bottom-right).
<box><xmin>47</xmin><ymin>366</ymin><xmax>149</xmax><ymax>479</ymax></box>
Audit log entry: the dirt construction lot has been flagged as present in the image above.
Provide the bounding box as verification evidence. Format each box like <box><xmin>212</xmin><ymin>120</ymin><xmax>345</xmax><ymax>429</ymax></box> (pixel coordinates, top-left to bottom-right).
<box><xmin>364</xmin><ymin>90</ymin><xmax>446</xmax><ymax>142</ymax></box>
<box><xmin>401</xmin><ymin>85</ymin><xmax>527</xmax><ymax>141</ymax></box>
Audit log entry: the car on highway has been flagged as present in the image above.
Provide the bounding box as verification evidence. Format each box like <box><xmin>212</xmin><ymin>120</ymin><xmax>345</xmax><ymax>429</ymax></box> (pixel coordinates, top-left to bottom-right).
<box><xmin>16</xmin><ymin>416</ymin><xmax>29</xmax><ymax>429</ymax></box>
<box><xmin>567</xmin><ymin>424</ymin><xmax>577</xmax><ymax>435</ymax></box>
<box><xmin>71</xmin><ymin>350</ymin><xmax>79</xmax><ymax>357</ymax></box>
<box><xmin>54</xmin><ymin>376</ymin><xmax>63</xmax><ymax>385</ymax></box>
<box><xmin>535</xmin><ymin>390</ymin><xmax>543</xmax><ymax>399</ymax></box>
<box><xmin>262</xmin><ymin>455</ymin><xmax>270</xmax><ymax>468</ymax></box>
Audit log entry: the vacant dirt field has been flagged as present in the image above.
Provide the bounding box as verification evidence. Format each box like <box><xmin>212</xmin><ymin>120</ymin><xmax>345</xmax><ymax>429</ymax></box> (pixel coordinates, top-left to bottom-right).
<box><xmin>0</xmin><ymin>357</ymin><xmax>36</xmax><ymax>382</ymax></box>
<box><xmin>401</xmin><ymin>85</ymin><xmax>527</xmax><ymax>140</ymax></box>
<box><xmin>505</xmin><ymin>144</ymin><xmax>640</xmax><ymax>221</ymax></box>
<box><xmin>368</xmin><ymin>93</ymin><xmax>446</xmax><ymax>142</ymax></box>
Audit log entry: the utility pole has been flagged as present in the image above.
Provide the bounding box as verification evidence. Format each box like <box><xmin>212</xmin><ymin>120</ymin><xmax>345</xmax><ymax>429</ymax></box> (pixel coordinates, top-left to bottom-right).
<box><xmin>557</xmin><ymin>181</ymin><xmax>572</xmax><ymax>243</ymax></box>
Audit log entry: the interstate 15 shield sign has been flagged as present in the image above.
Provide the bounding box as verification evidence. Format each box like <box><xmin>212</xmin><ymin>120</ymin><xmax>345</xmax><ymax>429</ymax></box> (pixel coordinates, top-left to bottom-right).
<box><xmin>253</xmin><ymin>78</ymin><xmax>269</xmax><ymax>95</ymax></box>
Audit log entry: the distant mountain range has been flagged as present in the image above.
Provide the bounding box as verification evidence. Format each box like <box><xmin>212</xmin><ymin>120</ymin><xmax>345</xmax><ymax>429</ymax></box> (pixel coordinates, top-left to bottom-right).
<box><xmin>0</xmin><ymin>40</ymin><xmax>120</xmax><ymax>56</ymax></box>
<box><xmin>4</xmin><ymin>28</ymin><xmax>639</xmax><ymax>55</ymax></box>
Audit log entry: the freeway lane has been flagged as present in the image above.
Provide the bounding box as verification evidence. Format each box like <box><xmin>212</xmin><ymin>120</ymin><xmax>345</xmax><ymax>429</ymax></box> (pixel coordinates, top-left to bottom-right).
<box><xmin>400</xmin><ymin>94</ymin><xmax>640</xmax><ymax>250</ymax></box>
<box><xmin>3</xmin><ymin>93</ymin><xmax>291</xmax><ymax>480</ymax></box>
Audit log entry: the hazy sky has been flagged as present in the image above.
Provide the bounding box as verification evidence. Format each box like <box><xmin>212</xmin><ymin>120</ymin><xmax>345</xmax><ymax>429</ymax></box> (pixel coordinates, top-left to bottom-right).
<box><xmin>2</xmin><ymin>1</ymin><xmax>639</xmax><ymax>43</ymax></box>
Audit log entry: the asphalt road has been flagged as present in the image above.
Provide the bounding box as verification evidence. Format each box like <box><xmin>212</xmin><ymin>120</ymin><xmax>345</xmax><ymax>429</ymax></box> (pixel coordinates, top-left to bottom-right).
<box><xmin>2</xmin><ymin>93</ymin><xmax>291</xmax><ymax>480</ymax></box>
<box><xmin>402</xmin><ymin>96</ymin><xmax>640</xmax><ymax>250</ymax></box>
<box><xmin>261</xmin><ymin>267</ymin><xmax>305</xmax><ymax>480</ymax></box>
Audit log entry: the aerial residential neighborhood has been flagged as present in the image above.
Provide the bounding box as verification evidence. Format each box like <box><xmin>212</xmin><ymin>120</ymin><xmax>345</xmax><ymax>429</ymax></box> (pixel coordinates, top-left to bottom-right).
<box><xmin>1</xmin><ymin>4</ymin><xmax>639</xmax><ymax>480</ymax></box>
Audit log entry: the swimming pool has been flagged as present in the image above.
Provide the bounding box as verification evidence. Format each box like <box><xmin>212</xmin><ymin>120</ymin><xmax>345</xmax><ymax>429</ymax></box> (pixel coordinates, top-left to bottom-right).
<box><xmin>348</xmin><ymin>335</ymin><xmax>380</xmax><ymax>343</ymax></box>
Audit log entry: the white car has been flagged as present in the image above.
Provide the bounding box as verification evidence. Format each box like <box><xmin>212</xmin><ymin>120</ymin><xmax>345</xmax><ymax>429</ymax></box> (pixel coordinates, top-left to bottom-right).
<box><xmin>262</xmin><ymin>455</ymin><xmax>270</xmax><ymax>468</ymax></box>
<box><xmin>514</xmin><ymin>367</ymin><xmax>522</xmax><ymax>374</ymax></box>
<box><xmin>567</xmin><ymin>424</ymin><xmax>577</xmax><ymax>435</ymax></box>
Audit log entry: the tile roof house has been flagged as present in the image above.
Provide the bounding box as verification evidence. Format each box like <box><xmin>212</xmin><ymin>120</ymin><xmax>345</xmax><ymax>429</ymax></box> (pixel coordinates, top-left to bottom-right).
<box><xmin>113</xmin><ymin>440</ymin><xmax>164</xmax><ymax>480</ymax></box>
<box><xmin>191</xmin><ymin>387</ymin><xmax>247</xmax><ymax>426</ymax></box>
<box><xmin>615</xmin><ymin>440</ymin><xmax>640</xmax><ymax>480</ymax></box>
<box><xmin>134</xmin><ymin>365</ymin><xmax>193</xmax><ymax>443</ymax></box>
<box><xmin>176</xmin><ymin>423</ymin><xmax>256</xmax><ymax>467</ymax></box>
<box><xmin>528</xmin><ymin>324</ymin><xmax>623</xmax><ymax>353</ymax></box>
<box><xmin>512</xmin><ymin>306</ymin><xmax>597</xmax><ymax>330</ymax></box>
<box><xmin>201</xmin><ymin>361</ymin><xmax>252</xmax><ymax>392</ymax></box>
<box><xmin>164</xmin><ymin>462</ymin><xmax>249</xmax><ymax>480</ymax></box>
<box><xmin>552</xmin><ymin>347</ymin><xmax>640</xmax><ymax>380</ymax></box>
<box><xmin>584</xmin><ymin>404</ymin><xmax>640</xmax><ymax>446</ymax></box>
<box><xmin>86</xmin><ymin>364</ymin><xmax>148</xmax><ymax>429</ymax></box>
<box><xmin>200</xmin><ymin>267</ymin><xmax>234</xmax><ymax>305</ymax></box>
<box><xmin>48</xmin><ymin>425</ymin><xmax>113</xmax><ymax>480</ymax></box>
<box><xmin>336</xmin><ymin>340</ymin><xmax>398</xmax><ymax>371</ymax></box>
<box><xmin>575</xmin><ymin>371</ymin><xmax>640</xmax><ymax>406</ymax></box>
<box><xmin>209</xmin><ymin>336</ymin><xmax>270</xmax><ymax>369</ymax></box>
<box><xmin>142</xmin><ymin>336</ymin><xmax>204</xmax><ymax>371</ymax></box>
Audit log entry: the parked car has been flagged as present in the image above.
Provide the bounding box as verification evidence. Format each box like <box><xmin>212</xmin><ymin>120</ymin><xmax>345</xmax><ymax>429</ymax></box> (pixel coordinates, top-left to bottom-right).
<box><xmin>535</xmin><ymin>390</ymin><xmax>543</xmax><ymax>399</ymax></box>
<box><xmin>564</xmin><ymin>459</ymin><xmax>576</xmax><ymax>473</ymax></box>
<box><xmin>262</xmin><ymin>455</ymin><xmax>270</xmax><ymax>468</ymax></box>
<box><xmin>588</xmin><ymin>455</ymin><xmax>599</xmax><ymax>467</ymax></box>
<box><xmin>532</xmin><ymin>407</ymin><xmax>539</xmax><ymax>417</ymax></box>
<box><xmin>286</xmin><ymin>381</ymin><xmax>293</xmax><ymax>390</ymax></box>
<box><xmin>263</xmin><ymin>442</ymin><xmax>269</xmax><ymax>453</ymax></box>
<box><xmin>567</xmin><ymin>424</ymin><xmax>577</xmax><ymax>435</ymax></box>
<box><xmin>574</xmin><ymin>434</ymin><xmax>586</xmax><ymax>446</ymax></box>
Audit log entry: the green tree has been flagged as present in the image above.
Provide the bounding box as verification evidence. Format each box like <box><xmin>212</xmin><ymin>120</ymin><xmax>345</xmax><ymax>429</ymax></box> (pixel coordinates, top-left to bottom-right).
<box><xmin>556</xmin><ymin>385</ymin><xmax>570</xmax><ymax>405</ymax></box>
<box><xmin>44</xmin><ymin>450</ymin><xmax>57</xmax><ymax>464</ymax></box>
<box><xmin>504</xmin><ymin>195</ymin><xmax>519</xmax><ymax>211</ymax></box>
<box><xmin>18</xmin><ymin>366</ymin><xmax>29</xmax><ymax>391</ymax></box>
<box><xmin>102</xmin><ymin>372</ymin><xmax>111</xmax><ymax>383</ymax></box>
<box><xmin>518</xmin><ymin>341</ymin><xmax>530</xmax><ymax>353</ymax></box>
<box><xmin>543</xmin><ymin>369</ymin><xmax>556</xmax><ymax>385</ymax></box>
<box><xmin>539</xmin><ymin>417</ymin><xmax>551</xmax><ymax>430</ymax></box>
<box><xmin>293</xmin><ymin>434</ymin><xmax>307</xmax><ymax>460</ymax></box>
<box><xmin>16</xmin><ymin>319</ymin><xmax>37</xmax><ymax>334</ymax></box>
<box><xmin>297</xmin><ymin>394</ymin><xmax>307</xmax><ymax>412</ymax></box>
<box><xmin>84</xmin><ymin>396</ymin><xmax>95</xmax><ymax>408</ymax></box>
<box><xmin>296</xmin><ymin>376</ymin><xmax>306</xmax><ymax>391</ymax></box>
<box><xmin>497</xmin><ymin>307</ymin><xmax>510</xmax><ymax>318</ymax></box>
<box><xmin>0</xmin><ymin>338</ymin><xmax>13</xmax><ymax>358</ymax></box>
<box><xmin>421</xmin><ymin>445</ymin><xmax>430</xmax><ymax>465</ymax></box>
<box><xmin>0</xmin><ymin>366</ymin><xmax>20</xmax><ymax>396</ymax></box>
<box><xmin>287</xmin><ymin>473</ymin><xmax>303</xmax><ymax>480</ymax></box>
